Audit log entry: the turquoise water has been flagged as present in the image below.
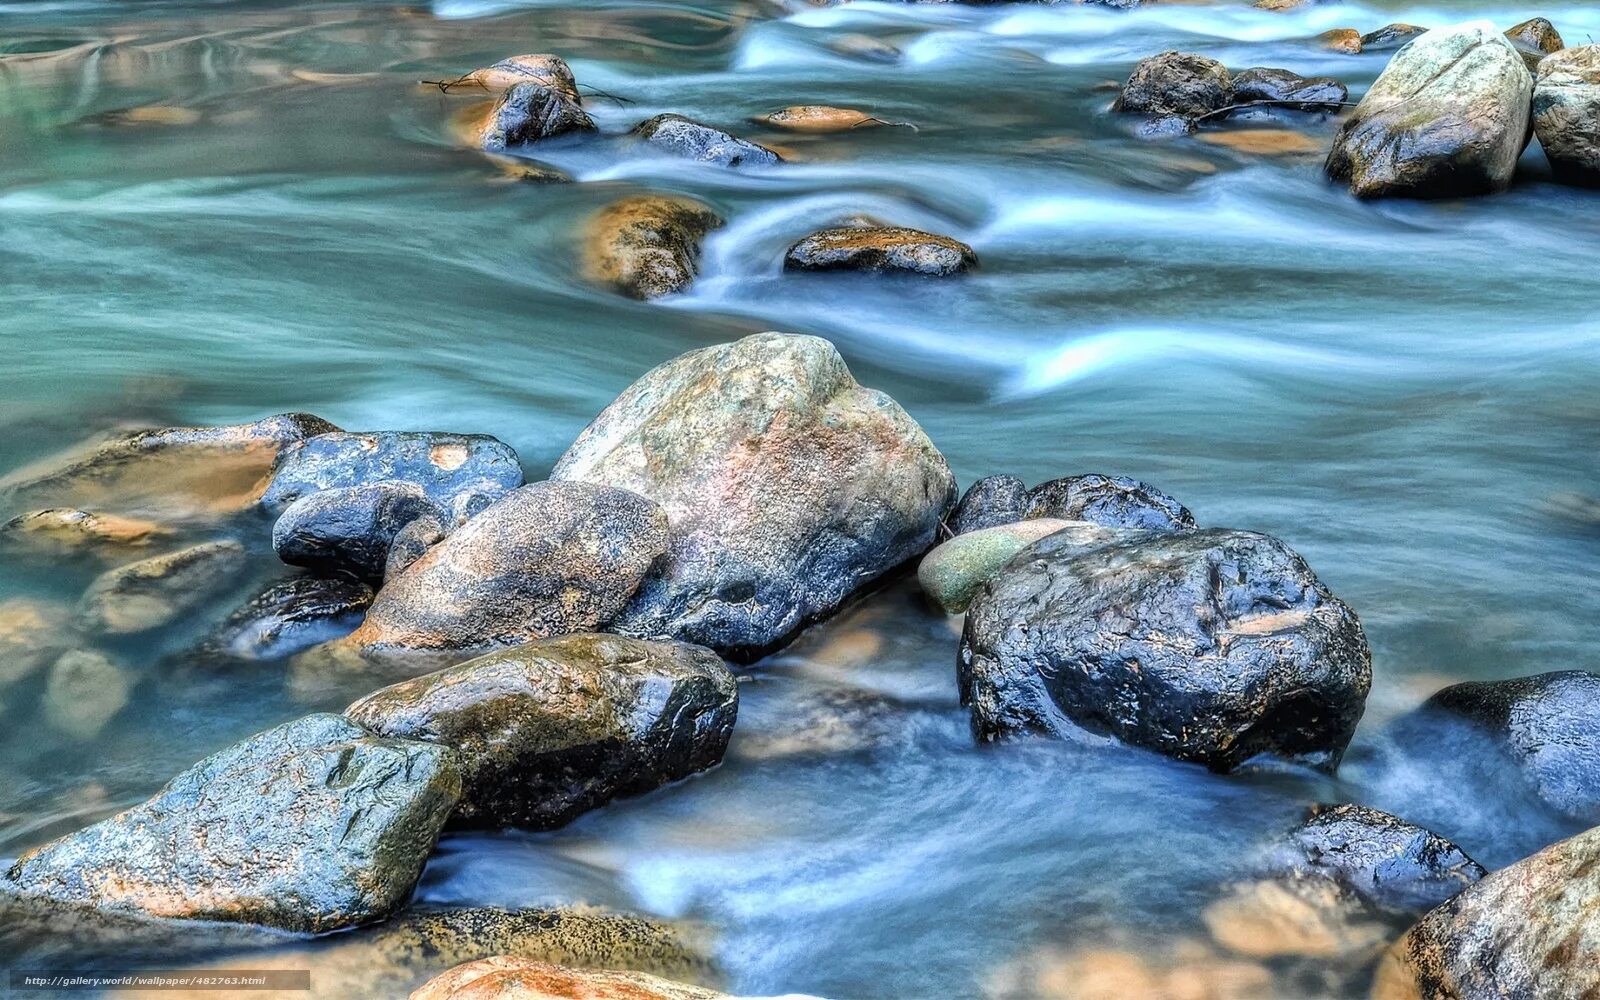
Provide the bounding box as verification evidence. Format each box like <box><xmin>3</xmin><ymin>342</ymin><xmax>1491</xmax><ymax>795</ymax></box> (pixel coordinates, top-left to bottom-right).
<box><xmin>2</xmin><ymin>0</ymin><xmax>1600</xmax><ymax>995</ymax></box>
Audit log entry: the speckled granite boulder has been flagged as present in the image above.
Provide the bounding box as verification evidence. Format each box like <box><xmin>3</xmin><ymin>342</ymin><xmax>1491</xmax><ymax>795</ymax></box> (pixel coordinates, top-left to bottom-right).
<box><xmin>784</xmin><ymin>226</ymin><xmax>976</xmax><ymax>277</ymax></box>
<box><xmin>961</xmin><ymin>528</ymin><xmax>1371</xmax><ymax>771</ymax></box>
<box><xmin>4</xmin><ymin>714</ymin><xmax>460</xmax><ymax>932</ymax></box>
<box><xmin>552</xmin><ymin>332</ymin><xmax>956</xmax><ymax>660</ymax></box>
<box><xmin>261</xmin><ymin>431</ymin><xmax>523</xmax><ymax>515</ymax></box>
<box><xmin>1112</xmin><ymin>51</ymin><xmax>1232</xmax><ymax>127</ymax></box>
<box><xmin>584</xmin><ymin>195</ymin><xmax>724</xmax><ymax>300</ymax></box>
<box><xmin>347</xmin><ymin>633</ymin><xmax>737</xmax><ymax>829</ymax></box>
<box><xmin>1270</xmin><ymin>804</ymin><xmax>1485</xmax><ymax>913</ymax></box>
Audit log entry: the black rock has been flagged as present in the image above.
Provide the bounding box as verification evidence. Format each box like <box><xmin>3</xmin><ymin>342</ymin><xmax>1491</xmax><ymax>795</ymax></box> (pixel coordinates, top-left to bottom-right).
<box><xmin>208</xmin><ymin>575</ymin><xmax>374</xmax><ymax>660</ymax></box>
<box><xmin>1025</xmin><ymin>474</ymin><xmax>1196</xmax><ymax>532</ymax></box>
<box><xmin>1229</xmin><ymin>67</ymin><xmax>1348</xmax><ymax>112</ymax></box>
<box><xmin>261</xmin><ymin>431</ymin><xmax>523</xmax><ymax>514</ymax></box>
<box><xmin>1360</xmin><ymin>23</ymin><xmax>1428</xmax><ymax>51</ymax></box>
<box><xmin>479</xmin><ymin>83</ymin><xmax>596</xmax><ymax>152</ymax></box>
<box><xmin>1421</xmin><ymin>670</ymin><xmax>1600</xmax><ymax>823</ymax></box>
<box><xmin>1270</xmin><ymin>804</ymin><xmax>1486</xmax><ymax>913</ymax></box>
<box><xmin>631</xmin><ymin>113</ymin><xmax>782</xmax><ymax>168</ymax></box>
<box><xmin>1112</xmin><ymin>51</ymin><xmax>1233</xmax><ymax>121</ymax></box>
<box><xmin>948</xmin><ymin>475</ymin><xmax>1028</xmax><ymax>535</ymax></box>
<box><xmin>960</xmin><ymin>528</ymin><xmax>1371</xmax><ymax>771</ymax></box>
<box><xmin>272</xmin><ymin>481</ymin><xmax>447</xmax><ymax>580</ymax></box>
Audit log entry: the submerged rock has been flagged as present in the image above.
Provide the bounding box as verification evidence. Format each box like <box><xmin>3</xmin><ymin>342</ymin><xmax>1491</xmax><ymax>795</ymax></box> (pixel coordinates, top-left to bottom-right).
<box><xmin>0</xmin><ymin>508</ymin><xmax>170</xmax><ymax>561</ymax></box>
<box><xmin>412</xmin><ymin>959</ymin><xmax>739</xmax><ymax>1000</ymax></box>
<box><xmin>347</xmin><ymin>633</ymin><xmax>737</xmax><ymax>829</ymax></box>
<box><xmin>478</xmin><ymin>83</ymin><xmax>595</xmax><ymax>152</ymax></box>
<box><xmin>1360</xmin><ymin>24</ymin><xmax>1429</xmax><ymax>51</ymax></box>
<box><xmin>44</xmin><ymin>649</ymin><xmax>132</xmax><ymax>739</ymax></box>
<box><xmin>207</xmin><ymin>575</ymin><xmax>374</xmax><ymax>660</ymax></box>
<box><xmin>1533</xmin><ymin>46</ymin><xmax>1600</xmax><ymax>185</ymax></box>
<box><xmin>960</xmin><ymin>528</ymin><xmax>1371</xmax><ymax>771</ymax></box>
<box><xmin>1228</xmin><ymin>67</ymin><xmax>1347</xmax><ymax>111</ymax></box>
<box><xmin>0</xmin><ymin>598</ymin><xmax>71</xmax><ymax>689</ymax></box>
<box><xmin>949</xmin><ymin>473</ymin><xmax>1195</xmax><ymax>536</ymax></box>
<box><xmin>750</xmin><ymin>106</ymin><xmax>894</xmax><ymax>133</ymax></box>
<box><xmin>1269</xmin><ymin>804</ymin><xmax>1485</xmax><ymax>913</ymax></box>
<box><xmin>273</xmin><ymin>481</ymin><xmax>448</xmax><ymax>580</ymax></box>
<box><xmin>5</xmin><ymin>714</ymin><xmax>460</xmax><ymax>932</ymax></box>
<box><xmin>1505</xmin><ymin>17</ymin><xmax>1564</xmax><ymax>71</ymax></box>
<box><xmin>1204</xmin><ymin>876</ymin><xmax>1389</xmax><ymax>962</ymax></box>
<box><xmin>1420</xmin><ymin>670</ymin><xmax>1600</xmax><ymax>823</ymax></box>
<box><xmin>0</xmin><ymin>413</ymin><xmax>336</xmax><ymax>520</ymax></box>
<box><xmin>1112</xmin><ymin>51</ymin><xmax>1232</xmax><ymax>122</ymax></box>
<box><xmin>552</xmin><ymin>332</ymin><xmax>956</xmax><ymax>660</ymax></box>
<box><xmin>584</xmin><ymin>195</ymin><xmax>724</xmax><ymax>300</ymax></box>
<box><xmin>349</xmin><ymin>482</ymin><xmax>668</xmax><ymax>656</ymax></box>
<box><xmin>918</xmin><ymin>519</ymin><xmax>1112</xmax><ymax>614</ymax></box>
<box><xmin>1372</xmin><ymin>824</ymin><xmax>1600</xmax><ymax>999</ymax></box>
<box><xmin>460</xmin><ymin>54</ymin><xmax>580</xmax><ymax>102</ymax></box>
<box><xmin>262</xmin><ymin>431</ymin><xmax>523</xmax><ymax>515</ymax></box>
<box><xmin>829</xmin><ymin>33</ymin><xmax>901</xmax><ymax>63</ymax></box>
<box><xmin>1325</xmin><ymin>22</ymin><xmax>1532</xmax><ymax>198</ymax></box>
<box><xmin>783</xmin><ymin>226</ymin><xmax>976</xmax><ymax>276</ymax></box>
<box><xmin>77</xmin><ymin>540</ymin><xmax>247</xmax><ymax>635</ymax></box>
<box><xmin>631</xmin><ymin>113</ymin><xmax>781</xmax><ymax>168</ymax></box>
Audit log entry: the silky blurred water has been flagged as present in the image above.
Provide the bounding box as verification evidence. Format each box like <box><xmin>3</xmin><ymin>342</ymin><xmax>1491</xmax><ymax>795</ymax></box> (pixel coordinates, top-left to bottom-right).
<box><xmin>2</xmin><ymin>0</ymin><xmax>1599</xmax><ymax>995</ymax></box>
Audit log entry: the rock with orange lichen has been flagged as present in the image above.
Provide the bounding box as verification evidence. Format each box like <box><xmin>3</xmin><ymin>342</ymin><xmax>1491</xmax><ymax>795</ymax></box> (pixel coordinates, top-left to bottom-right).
<box><xmin>960</xmin><ymin>528</ymin><xmax>1371</xmax><ymax>770</ymax></box>
<box><xmin>553</xmin><ymin>332</ymin><xmax>956</xmax><ymax>661</ymax></box>
<box><xmin>261</xmin><ymin>430</ymin><xmax>523</xmax><ymax>515</ymax></box>
<box><xmin>346</xmin><ymin>633</ymin><xmax>737</xmax><ymax>829</ymax></box>
<box><xmin>584</xmin><ymin>195</ymin><xmax>724</xmax><ymax>300</ymax></box>
<box><xmin>412</xmin><ymin>958</ymin><xmax>817</xmax><ymax>1000</ymax></box>
<box><xmin>0</xmin><ymin>413</ymin><xmax>337</xmax><ymax>521</ymax></box>
<box><xmin>1319</xmin><ymin>29</ymin><xmax>1363</xmax><ymax>54</ymax></box>
<box><xmin>457</xmin><ymin>55</ymin><xmax>580</xmax><ymax>102</ymax></box>
<box><xmin>784</xmin><ymin>226</ymin><xmax>976</xmax><ymax>277</ymax></box>
<box><xmin>348</xmin><ymin>482</ymin><xmax>668</xmax><ymax>657</ymax></box>
<box><xmin>1371</xmin><ymin>824</ymin><xmax>1600</xmax><ymax>999</ymax></box>
<box><xmin>3</xmin><ymin>714</ymin><xmax>460</xmax><ymax>933</ymax></box>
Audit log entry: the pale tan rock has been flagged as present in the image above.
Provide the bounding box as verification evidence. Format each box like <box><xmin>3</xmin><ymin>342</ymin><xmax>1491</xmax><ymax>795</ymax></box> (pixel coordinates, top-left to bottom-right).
<box><xmin>44</xmin><ymin>649</ymin><xmax>132</xmax><ymax>739</ymax></box>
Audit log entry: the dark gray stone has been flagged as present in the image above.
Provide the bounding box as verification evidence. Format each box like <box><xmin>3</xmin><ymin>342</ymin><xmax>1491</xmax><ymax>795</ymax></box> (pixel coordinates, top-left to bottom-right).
<box><xmin>1112</xmin><ymin>51</ymin><xmax>1232</xmax><ymax>121</ymax></box>
<box><xmin>1025</xmin><ymin>474</ymin><xmax>1197</xmax><ymax>532</ymax></box>
<box><xmin>1360</xmin><ymin>24</ymin><xmax>1429</xmax><ymax>51</ymax></box>
<box><xmin>478</xmin><ymin>83</ymin><xmax>596</xmax><ymax>152</ymax></box>
<box><xmin>1229</xmin><ymin>67</ymin><xmax>1348</xmax><ymax>112</ymax></box>
<box><xmin>960</xmin><ymin>528</ymin><xmax>1371</xmax><ymax>771</ymax></box>
<box><xmin>272</xmin><ymin>481</ymin><xmax>447</xmax><ymax>580</ymax></box>
<box><xmin>208</xmin><ymin>576</ymin><xmax>374</xmax><ymax>660</ymax></box>
<box><xmin>631</xmin><ymin>113</ymin><xmax>781</xmax><ymax>168</ymax></box>
<box><xmin>4</xmin><ymin>714</ymin><xmax>460</xmax><ymax>932</ymax></box>
<box><xmin>948</xmin><ymin>475</ymin><xmax>1027</xmax><ymax>535</ymax></box>
<box><xmin>1270</xmin><ymin>804</ymin><xmax>1485</xmax><ymax>913</ymax></box>
<box><xmin>346</xmin><ymin>633</ymin><xmax>737</xmax><ymax>830</ymax></box>
<box><xmin>261</xmin><ymin>431</ymin><xmax>524</xmax><ymax>515</ymax></box>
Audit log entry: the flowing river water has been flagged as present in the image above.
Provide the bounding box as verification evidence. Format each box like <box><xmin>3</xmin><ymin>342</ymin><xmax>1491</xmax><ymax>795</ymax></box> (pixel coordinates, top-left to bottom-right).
<box><xmin>2</xmin><ymin>0</ymin><xmax>1600</xmax><ymax>996</ymax></box>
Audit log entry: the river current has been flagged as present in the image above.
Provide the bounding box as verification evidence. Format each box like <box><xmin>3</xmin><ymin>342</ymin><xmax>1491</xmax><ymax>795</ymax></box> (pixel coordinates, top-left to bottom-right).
<box><xmin>1</xmin><ymin>0</ymin><xmax>1599</xmax><ymax>996</ymax></box>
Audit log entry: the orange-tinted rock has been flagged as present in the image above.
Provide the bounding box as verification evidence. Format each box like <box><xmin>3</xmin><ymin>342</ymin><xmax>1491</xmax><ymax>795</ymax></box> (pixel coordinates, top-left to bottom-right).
<box><xmin>462</xmin><ymin>55</ymin><xmax>580</xmax><ymax>102</ymax></box>
<box><xmin>784</xmin><ymin>225</ymin><xmax>976</xmax><ymax>276</ymax></box>
<box><xmin>750</xmin><ymin>106</ymin><xmax>891</xmax><ymax>133</ymax></box>
<box><xmin>583</xmin><ymin>195</ymin><xmax>724</xmax><ymax>300</ymax></box>
<box><xmin>1320</xmin><ymin>29</ymin><xmax>1364</xmax><ymax>54</ymax></box>
<box><xmin>1197</xmin><ymin>129</ymin><xmax>1326</xmax><ymax>155</ymax></box>
<box><xmin>411</xmin><ymin>959</ymin><xmax>734</xmax><ymax>1000</ymax></box>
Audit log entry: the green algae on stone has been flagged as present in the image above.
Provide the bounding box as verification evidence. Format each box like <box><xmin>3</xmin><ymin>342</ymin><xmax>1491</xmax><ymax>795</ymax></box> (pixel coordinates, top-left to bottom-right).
<box><xmin>917</xmin><ymin>518</ymin><xmax>1089</xmax><ymax>614</ymax></box>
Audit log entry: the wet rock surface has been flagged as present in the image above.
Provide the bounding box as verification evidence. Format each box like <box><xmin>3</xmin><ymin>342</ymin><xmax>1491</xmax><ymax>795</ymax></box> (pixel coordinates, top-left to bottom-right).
<box><xmin>45</xmin><ymin>648</ymin><xmax>132</xmax><ymax>738</ymax></box>
<box><xmin>1360</xmin><ymin>23</ymin><xmax>1429</xmax><ymax>50</ymax></box>
<box><xmin>1533</xmin><ymin>45</ymin><xmax>1600</xmax><ymax>185</ymax></box>
<box><xmin>4</xmin><ymin>714</ymin><xmax>461</xmax><ymax>932</ymax></box>
<box><xmin>477</xmin><ymin>83</ymin><xmax>595</xmax><ymax>151</ymax></box>
<box><xmin>783</xmin><ymin>225</ymin><xmax>977</xmax><ymax>276</ymax></box>
<box><xmin>347</xmin><ymin>633</ymin><xmax>738</xmax><ymax>829</ymax></box>
<box><xmin>273</xmin><ymin>480</ymin><xmax>448</xmax><ymax>580</ymax></box>
<box><xmin>1268</xmin><ymin>804</ymin><xmax>1486</xmax><ymax>913</ymax></box>
<box><xmin>1228</xmin><ymin>67</ymin><xmax>1347</xmax><ymax>111</ymax></box>
<box><xmin>1112</xmin><ymin>51</ymin><xmax>1232</xmax><ymax>122</ymax></box>
<box><xmin>0</xmin><ymin>598</ymin><xmax>71</xmax><ymax>690</ymax></box>
<box><xmin>350</xmin><ymin>481</ymin><xmax>669</xmax><ymax>655</ymax></box>
<box><xmin>206</xmin><ymin>575</ymin><xmax>374</xmax><ymax>660</ymax></box>
<box><xmin>1419</xmin><ymin>670</ymin><xmax>1600</xmax><ymax>823</ymax></box>
<box><xmin>552</xmin><ymin>332</ymin><xmax>956</xmax><ymax>660</ymax></box>
<box><xmin>1325</xmin><ymin>22</ymin><xmax>1533</xmax><ymax>198</ymax></box>
<box><xmin>632</xmin><ymin>113</ymin><xmax>781</xmax><ymax>168</ymax></box>
<box><xmin>949</xmin><ymin>473</ymin><xmax>1195</xmax><ymax>536</ymax></box>
<box><xmin>1505</xmin><ymin>16</ymin><xmax>1564</xmax><ymax>71</ymax></box>
<box><xmin>411</xmin><ymin>958</ymin><xmax>736</xmax><ymax>1000</ymax></box>
<box><xmin>947</xmin><ymin>475</ymin><xmax>1027</xmax><ymax>535</ymax></box>
<box><xmin>1372</xmin><ymin>824</ymin><xmax>1600</xmax><ymax>999</ymax></box>
<box><xmin>77</xmin><ymin>540</ymin><xmax>247</xmax><ymax>635</ymax></box>
<box><xmin>961</xmin><ymin>528</ymin><xmax>1371</xmax><ymax>770</ymax></box>
<box><xmin>584</xmin><ymin>195</ymin><xmax>724</xmax><ymax>300</ymax></box>
<box><xmin>462</xmin><ymin>54</ymin><xmax>580</xmax><ymax>102</ymax></box>
<box><xmin>0</xmin><ymin>413</ymin><xmax>337</xmax><ymax>520</ymax></box>
<box><xmin>261</xmin><ymin>431</ymin><xmax>523</xmax><ymax>514</ymax></box>
<box><xmin>750</xmin><ymin>105</ymin><xmax>891</xmax><ymax>133</ymax></box>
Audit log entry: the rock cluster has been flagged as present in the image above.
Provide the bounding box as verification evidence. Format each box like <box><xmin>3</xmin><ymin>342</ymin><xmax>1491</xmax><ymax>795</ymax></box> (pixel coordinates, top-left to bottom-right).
<box><xmin>1112</xmin><ymin>51</ymin><xmax>1345</xmax><ymax>135</ymax></box>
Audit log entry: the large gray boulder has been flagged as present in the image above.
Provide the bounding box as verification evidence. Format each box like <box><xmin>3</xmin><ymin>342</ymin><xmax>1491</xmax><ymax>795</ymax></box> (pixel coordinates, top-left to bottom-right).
<box><xmin>552</xmin><ymin>333</ymin><xmax>956</xmax><ymax>660</ymax></box>
<box><xmin>349</xmin><ymin>481</ymin><xmax>669</xmax><ymax>656</ymax></box>
<box><xmin>1534</xmin><ymin>45</ymin><xmax>1600</xmax><ymax>185</ymax></box>
<box><xmin>1372</xmin><ymin>823</ymin><xmax>1600</xmax><ymax>999</ymax></box>
<box><xmin>961</xmin><ymin>528</ymin><xmax>1371</xmax><ymax>771</ymax></box>
<box><xmin>0</xmin><ymin>413</ymin><xmax>336</xmax><ymax>520</ymax></box>
<box><xmin>4</xmin><ymin>714</ymin><xmax>460</xmax><ymax>933</ymax></box>
<box><xmin>346</xmin><ymin>633</ymin><xmax>738</xmax><ymax>830</ymax></box>
<box><xmin>1325</xmin><ymin>22</ymin><xmax>1532</xmax><ymax>198</ymax></box>
<box><xmin>261</xmin><ymin>431</ymin><xmax>523</xmax><ymax>515</ymax></box>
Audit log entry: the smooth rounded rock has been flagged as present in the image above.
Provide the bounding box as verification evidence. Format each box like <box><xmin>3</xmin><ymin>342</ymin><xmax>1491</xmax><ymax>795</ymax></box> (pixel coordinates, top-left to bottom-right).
<box><xmin>261</xmin><ymin>431</ymin><xmax>523</xmax><ymax>515</ymax></box>
<box><xmin>5</xmin><ymin>714</ymin><xmax>461</xmax><ymax>933</ymax></box>
<box><xmin>783</xmin><ymin>226</ymin><xmax>976</xmax><ymax>277</ymax></box>
<box><xmin>1534</xmin><ymin>45</ymin><xmax>1600</xmax><ymax>185</ymax></box>
<box><xmin>77</xmin><ymin>540</ymin><xmax>247</xmax><ymax>636</ymax></box>
<box><xmin>1325</xmin><ymin>22</ymin><xmax>1532</xmax><ymax>198</ymax></box>
<box><xmin>411</xmin><ymin>958</ymin><xmax>737</xmax><ymax>1000</ymax></box>
<box><xmin>462</xmin><ymin>55</ymin><xmax>580</xmax><ymax>102</ymax></box>
<box><xmin>960</xmin><ymin>528</ymin><xmax>1372</xmax><ymax>771</ymax></box>
<box><xmin>347</xmin><ymin>633</ymin><xmax>737</xmax><ymax>830</ymax></box>
<box><xmin>750</xmin><ymin>106</ymin><xmax>891</xmax><ymax>133</ymax></box>
<box><xmin>273</xmin><ymin>481</ymin><xmax>447</xmax><ymax>580</ymax></box>
<box><xmin>350</xmin><ymin>481</ymin><xmax>669</xmax><ymax>655</ymax></box>
<box><xmin>1360</xmin><ymin>24</ymin><xmax>1429</xmax><ymax>50</ymax></box>
<box><xmin>0</xmin><ymin>598</ymin><xmax>70</xmax><ymax>689</ymax></box>
<box><xmin>0</xmin><ymin>508</ymin><xmax>170</xmax><ymax>561</ymax></box>
<box><xmin>44</xmin><ymin>649</ymin><xmax>132</xmax><ymax>739</ymax></box>
<box><xmin>1024</xmin><ymin>474</ymin><xmax>1196</xmax><ymax>532</ymax></box>
<box><xmin>1228</xmin><ymin>67</ymin><xmax>1348</xmax><ymax>111</ymax></box>
<box><xmin>1112</xmin><ymin>51</ymin><xmax>1232</xmax><ymax>121</ymax></box>
<box><xmin>584</xmin><ymin>195</ymin><xmax>724</xmax><ymax>300</ymax></box>
<box><xmin>918</xmin><ymin>519</ymin><xmax>1111</xmax><ymax>614</ymax></box>
<box><xmin>947</xmin><ymin>476</ymin><xmax>1027</xmax><ymax>535</ymax></box>
<box><xmin>631</xmin><ymin>113</ymin><xmax>781</xmax><ymax>168</ymax></box>
<box><xmin>552</xmin><ymin>332</ymin><xmax>956</xmax><ymax>660</ymax></box>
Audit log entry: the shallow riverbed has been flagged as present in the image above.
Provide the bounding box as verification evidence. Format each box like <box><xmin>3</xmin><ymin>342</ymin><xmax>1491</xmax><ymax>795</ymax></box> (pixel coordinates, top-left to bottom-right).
<box><xmin>2</xmin><ymin>0</ymin><xmax>1599</xmax><ymax>995</ymax></box>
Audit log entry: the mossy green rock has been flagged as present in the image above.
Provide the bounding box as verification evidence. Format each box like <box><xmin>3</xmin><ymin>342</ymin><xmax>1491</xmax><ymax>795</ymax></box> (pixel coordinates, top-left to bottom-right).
<box><xmin>917</xmin><ymin>519</ymin><xmax>1096</xmax><ymax>613</ymax></box>
<box><xmin>346</xmin><ymin>633</ymin><xmax>738</xmax><ymax>829</ymax></box>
